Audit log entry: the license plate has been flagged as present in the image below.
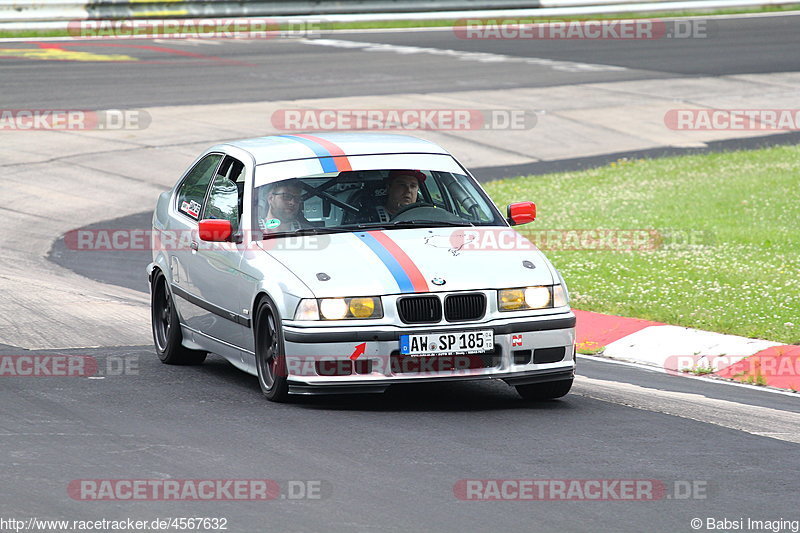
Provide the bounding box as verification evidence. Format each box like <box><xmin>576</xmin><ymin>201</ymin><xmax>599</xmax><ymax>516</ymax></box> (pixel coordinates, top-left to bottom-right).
<box><xmin>399</xmin><ymin>330</ymin><xmax>494</xmax><ymax>357</ymax></box>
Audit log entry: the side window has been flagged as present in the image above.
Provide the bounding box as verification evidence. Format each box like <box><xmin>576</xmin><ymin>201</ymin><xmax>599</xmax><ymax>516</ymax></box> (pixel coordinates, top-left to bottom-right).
<box><xmin>417</xmin><ymin>172</ymin><xmax>446</xmax><ymax>207</ymax></box>
<box><xmin>448</xmin><ymin>173</ymin><xmax>496</xmax><ymax>223</ymax></box>
<box><xmin>176</xmin><ymin>154</ymin><xmax>222</xmax><ymax>220</ymax></box>
<box><xmin>421</xmin><ymin>171</ymin><xmax>445</xmax><ymax>207</ymax></box>
<box><xmin>203</xmin><ymin>156</ymin><xmax>245</xmax><ymax>232</ymax></box>
<box><xmin>426</xmin><ymin>172</ymin><xmax>454</xmax><ymax>211</ymax></box>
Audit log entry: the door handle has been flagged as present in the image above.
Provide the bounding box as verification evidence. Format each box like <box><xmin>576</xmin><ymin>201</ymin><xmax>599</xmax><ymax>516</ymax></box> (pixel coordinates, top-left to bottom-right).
<box><xmin>190</xmin><ymin>241</ymin><xmax>199</xmax><ymax>252</ymax></box>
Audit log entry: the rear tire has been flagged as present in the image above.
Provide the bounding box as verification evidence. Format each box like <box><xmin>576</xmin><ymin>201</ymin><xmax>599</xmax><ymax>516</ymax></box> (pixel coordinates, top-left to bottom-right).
<box><xmin>151</xmin><ymin>272</ymin><xmax>206</xmax><ymax>365</ymax></box>
<box><xmin>515</xmin><ymin>379</ymin><xmax>573</xmax><ymax>401</ymax></box>
<box><xmin>254</xmin><ymin>298</ymin><xmax>290</xmax><ymax>402</ymax></box>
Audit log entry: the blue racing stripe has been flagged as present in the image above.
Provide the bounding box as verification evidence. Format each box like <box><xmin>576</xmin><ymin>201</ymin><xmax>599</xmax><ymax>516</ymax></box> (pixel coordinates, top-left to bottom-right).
<box><xmin>358</xmin><ymin>233</ymin><xmax>414</xmax><ymax>293</ymax></box>
<box><xmin>280</xmin><ymin>135</ymin><xmax>338</xmax><ymax>173</ymax></box>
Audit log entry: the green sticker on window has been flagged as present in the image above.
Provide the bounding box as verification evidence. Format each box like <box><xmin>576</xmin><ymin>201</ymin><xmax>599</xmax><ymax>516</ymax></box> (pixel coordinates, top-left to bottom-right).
<box><xmin>263</xmin><ymin>218</ymin><xmax>281</xmax><ymax>229</ymax></box>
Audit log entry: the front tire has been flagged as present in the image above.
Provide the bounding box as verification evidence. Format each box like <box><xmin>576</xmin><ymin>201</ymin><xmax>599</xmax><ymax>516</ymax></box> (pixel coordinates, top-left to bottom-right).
<box><xmin>515</xmin><ymin>379</ymin><xmax>573</xmax><ymax>401</ymax></box>
<box><xmin>151</xmin><ymin>272</ymin><xmax>206</xmax><ymax>365</ymax></box>
<box><xmin>254</xmin><ymin>298</ymin><xmax>289</xmax><ymax>402</ymax></box>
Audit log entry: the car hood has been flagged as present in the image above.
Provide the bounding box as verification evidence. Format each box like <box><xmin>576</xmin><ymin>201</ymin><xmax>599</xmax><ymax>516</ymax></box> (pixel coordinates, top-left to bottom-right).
<box><xmin>259</xmin><ymin>227</ymin><xmax>555</xmax><ymax>297</ymax></box>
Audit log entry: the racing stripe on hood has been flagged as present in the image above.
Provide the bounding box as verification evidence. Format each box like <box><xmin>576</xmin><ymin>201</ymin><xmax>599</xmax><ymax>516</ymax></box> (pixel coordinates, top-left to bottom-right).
<box><xmin>280</xmin><ymin>134</ymin><xmax>353</xmax><ymax>173</ymax></box>
<box><xmin>357</xmin><ymin>231</ymin><xmax>429</xmax><ymax>293</ymax></box>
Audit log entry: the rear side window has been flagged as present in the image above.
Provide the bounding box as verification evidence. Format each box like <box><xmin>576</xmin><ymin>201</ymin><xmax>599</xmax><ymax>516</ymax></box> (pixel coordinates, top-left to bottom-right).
<box><xmin>176</xmin><ymin>154</ymin><xmax>222</xmax><ymax>219</ymax></box>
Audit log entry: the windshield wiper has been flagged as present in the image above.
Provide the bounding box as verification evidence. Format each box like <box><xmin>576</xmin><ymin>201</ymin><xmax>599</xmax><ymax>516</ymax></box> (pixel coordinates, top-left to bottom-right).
<box><xmin>262</xmin><ymin>221</ymin><xmax>479</xmax><ymax>240</ymax></box>
<box><xmin>374</xmin><ymin>220</ymin><xmax>476</xmax><ymax>229</ymax></box>
<box><xmin>262</xmin><ymin>227</ymin><xmax>358</xmax><ymax>240</ymax></box>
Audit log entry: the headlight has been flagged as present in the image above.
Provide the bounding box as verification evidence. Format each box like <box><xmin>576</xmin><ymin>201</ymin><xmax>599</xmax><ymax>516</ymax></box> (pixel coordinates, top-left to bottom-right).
<box><xmin>498</xmin><ymin>285</ymin><xmax>568</xmax><ymax>311</ymax></box>
<box><xmin>294</xmin><ymin>299</ymin><xmax>320</xmax><ymax>320</ymax></box>
<box><xmin>320</xmin><ymin>298</ymin><xmax>348</xmax><ymax>319</ymax></box>
<box><xmin>294</xmin><ymin>297</ymin><xmax>383</xmax><ymax>320</ymax></box>
<box><xmin>553</xmin><ymin>284</ymin><xmax>569</xmax><ymax>307</ymax></box>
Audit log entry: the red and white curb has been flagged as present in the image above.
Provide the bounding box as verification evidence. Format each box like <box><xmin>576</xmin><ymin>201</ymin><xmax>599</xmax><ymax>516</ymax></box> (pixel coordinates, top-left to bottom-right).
<box><xmin>574</xmin><ymin>309</ymin><xmax>800</xmax><ymax>392</ymax></box>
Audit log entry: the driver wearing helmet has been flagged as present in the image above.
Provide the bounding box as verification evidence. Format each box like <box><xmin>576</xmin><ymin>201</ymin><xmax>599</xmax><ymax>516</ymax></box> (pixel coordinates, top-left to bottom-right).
<box><xmin>374</xmin><ymin>169</ymin><xmax>426</xmax><ymax>222</ymax></box>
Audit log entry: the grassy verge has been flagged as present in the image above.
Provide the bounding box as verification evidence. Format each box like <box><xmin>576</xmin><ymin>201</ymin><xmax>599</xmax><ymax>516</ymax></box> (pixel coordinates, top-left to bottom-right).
<box><xmin>1</xmin><ymin>4</ymin><xmax>798</xmax><ymax>39</ymax></box>
<box><xmin>484</xmin><ymin>145</ymin><xmax>800</xmax><ymax>344</ymax></box>
<box><xmin>320</xmin><ymin>4</ymin><xmax>800</xmax><ymax>29</ymax></box>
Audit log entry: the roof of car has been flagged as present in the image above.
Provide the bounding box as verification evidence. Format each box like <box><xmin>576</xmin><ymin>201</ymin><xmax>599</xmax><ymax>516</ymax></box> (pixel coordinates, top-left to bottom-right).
<box><xmin>221</xmin><ymin>133</ymin><xmax>450</xmax><ymax>166</ymax></box>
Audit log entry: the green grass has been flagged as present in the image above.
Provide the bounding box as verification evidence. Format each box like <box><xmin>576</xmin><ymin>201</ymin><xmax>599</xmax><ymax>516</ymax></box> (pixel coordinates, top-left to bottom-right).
<box><xmin>326</xmin><ymin>4</ymin><xmax>800</xmax><ymax>29</ymax></box>
<box><xmin>576</xmin><ymin>341</ymin><xmax>606</xmax><ymax>355</ymax></box>
<box><xmin>735</xmin><ymin>368</ymin><xmax>769</xmax><ymax>386</ymax></box>
<box><xmin>1</xmin><ymin>5</ymin><xmax>799</xmax><ymax>39</ymax></box>
<box><xmin>683</xmin><ymin>366</ymin><xmax>715</xmax><ymax>375</ymax></box>
<box><xmin>484</xmin><ymin>145</ymin><xmax>800</xmax><ymax>344</ymax></box>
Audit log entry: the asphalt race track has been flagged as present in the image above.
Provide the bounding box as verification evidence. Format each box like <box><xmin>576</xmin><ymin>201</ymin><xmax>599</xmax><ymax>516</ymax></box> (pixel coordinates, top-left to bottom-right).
<box><xmin>2</xmin><ymin>13</ymin><xmax>800</xmax><ymax>532</ymax></box>
<box><xmin>2</xmin><ymin>345</ymin><xmax>800</xmax><ymax>532</ymax></box>
<box><xmin>1</xmin><ymin>15</ymin><xmax>799</xmax><ymax>108</ymax></box>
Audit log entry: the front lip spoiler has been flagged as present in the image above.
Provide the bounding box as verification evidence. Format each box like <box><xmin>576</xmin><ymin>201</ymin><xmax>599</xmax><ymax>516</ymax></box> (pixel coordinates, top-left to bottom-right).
<box><xmin>283</xmin><ymin>315</ymin><xmax>576</xmax><ymax>343</ymax></box>
<box><xmin>286</xmin><ymin>368</ymin><xmax>575</xmax><ymax>395</ymax></box>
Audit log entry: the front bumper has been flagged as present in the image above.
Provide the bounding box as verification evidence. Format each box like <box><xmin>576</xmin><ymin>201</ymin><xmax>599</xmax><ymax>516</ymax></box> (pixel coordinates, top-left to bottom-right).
<box><xmin>281</xmin><ymin>311</ymin><xmax>576</xmax><ymax>393</ymax></box>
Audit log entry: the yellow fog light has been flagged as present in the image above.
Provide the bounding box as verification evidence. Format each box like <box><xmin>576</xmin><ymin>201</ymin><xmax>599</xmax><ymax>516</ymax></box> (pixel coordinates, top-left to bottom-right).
<box><xmin>349</xmin><ymin>297</ymin><xmax>376</xmax><ymax>318</ymax></box>
<box><xmin>498</xmin><ymin>289</ymin><xmax>526</xmax><ymax>310</ymax></box>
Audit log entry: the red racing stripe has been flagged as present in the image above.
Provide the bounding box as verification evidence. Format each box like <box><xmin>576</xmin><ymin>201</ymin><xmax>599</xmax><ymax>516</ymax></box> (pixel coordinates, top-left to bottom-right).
<box><xmin>291</xmin><ymin>133</ymin><xmax>353</xmax><ymax>172</ymax></box>
<box><xmin>369</xmin><ymin>231</ymin><xmax>429</xmax><ymax>293</ymax></box>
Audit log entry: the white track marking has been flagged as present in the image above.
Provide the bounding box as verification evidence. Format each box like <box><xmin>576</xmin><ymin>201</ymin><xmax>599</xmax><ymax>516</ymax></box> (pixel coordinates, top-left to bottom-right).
<box><xmin>578</xmin><ymin>354</ymin><xmax>800</xmax><ymax>398</ymax></box>
<box><xmin>152</xmin><ymin>38</ymin><xmax>222</xmax><ymax>45</ymax></box>
<box><xmin>574</xmin><ymin>375</ymin><xmax>800</xmax><ymax>444</ymax></box>
<box><xmin>300</xmin><ymin>38</ymin><xmax>627</xmax><ymax>73</ymax></box>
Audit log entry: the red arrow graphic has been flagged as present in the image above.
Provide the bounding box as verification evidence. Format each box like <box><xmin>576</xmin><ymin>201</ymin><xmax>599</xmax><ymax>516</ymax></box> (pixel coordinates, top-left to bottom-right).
<box><xmin>349</xmin><ymin>342</ymin><xmax>366</xmax><ymax>360</ymax></box>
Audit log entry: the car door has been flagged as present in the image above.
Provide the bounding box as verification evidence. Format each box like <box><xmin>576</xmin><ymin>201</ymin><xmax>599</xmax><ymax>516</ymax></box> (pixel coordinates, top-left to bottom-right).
<box><xmin>169</xmin><ymin>152</ymin><xmax>223</xmax><ymax>334</ymax></box>
<box><xmin>187</xmin><ymin>154</ymin><xmax>252</xmax><ymax>351</ymax></box>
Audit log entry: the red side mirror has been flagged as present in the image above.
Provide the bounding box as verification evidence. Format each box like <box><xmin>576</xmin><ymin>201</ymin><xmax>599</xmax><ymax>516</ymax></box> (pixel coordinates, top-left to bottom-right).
<box><xmin>507</xmin><ymin>202</ymin><xmax>536</xmax><ymax>226</ymax></box>
<box><xmin>198</xmin><ymin>219</ymin><xmax>232</xmax><ymax>242</ymax></box>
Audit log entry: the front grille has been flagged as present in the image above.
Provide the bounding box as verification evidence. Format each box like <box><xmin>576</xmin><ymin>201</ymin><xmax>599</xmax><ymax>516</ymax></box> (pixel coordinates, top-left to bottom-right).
<box><xmin>397</xmin><ymin>295</ymin><xmax>442</xmax><ymax>324</ymax></box>
<box><xmin>444</xmin><ymin>293</ymin><xmax>486</xmax><ymax>322</ymax></box>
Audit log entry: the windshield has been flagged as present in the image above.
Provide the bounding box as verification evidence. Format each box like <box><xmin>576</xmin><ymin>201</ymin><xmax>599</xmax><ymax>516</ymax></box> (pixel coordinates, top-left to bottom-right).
<box><xmin>253</xmin><ymin>169</ymin><xmax>505</xmax><ymax>237</ymax></box>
